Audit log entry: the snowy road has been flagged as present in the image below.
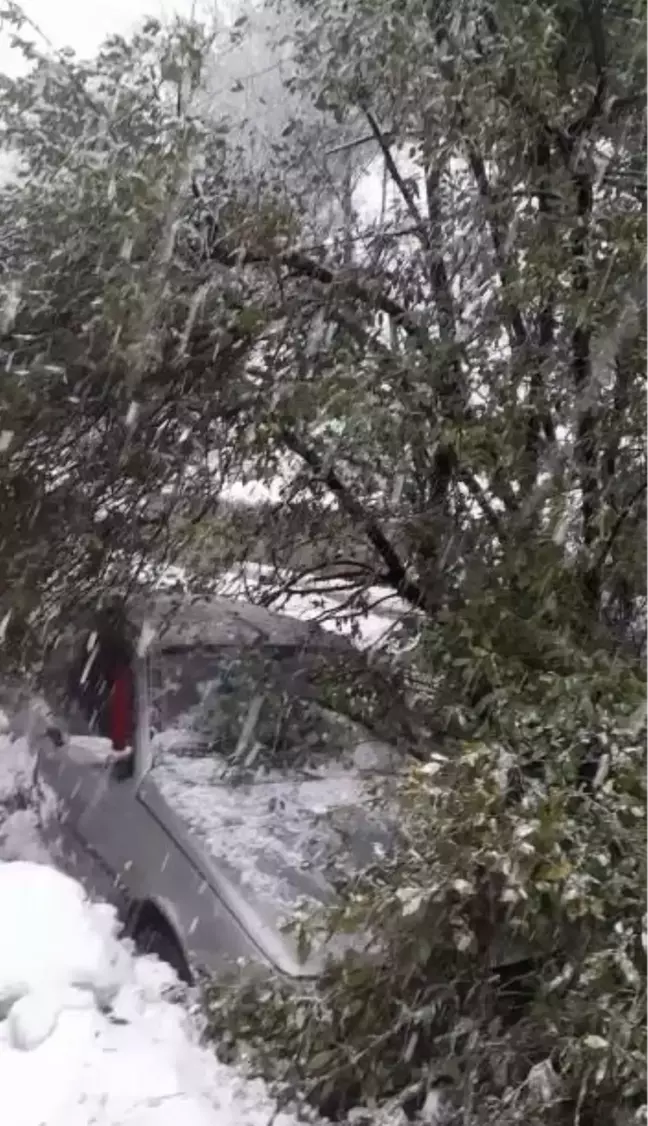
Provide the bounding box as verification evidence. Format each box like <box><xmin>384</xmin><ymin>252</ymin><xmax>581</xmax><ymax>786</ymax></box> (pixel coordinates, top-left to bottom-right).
<box><xmin>0</xmin><ymin>731</ymin><xmax>308</xmax><ymax>1126</ymax></box>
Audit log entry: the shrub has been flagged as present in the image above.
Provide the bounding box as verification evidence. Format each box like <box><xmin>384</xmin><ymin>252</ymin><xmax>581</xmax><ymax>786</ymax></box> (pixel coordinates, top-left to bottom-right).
<box><xmin>203</xmin><ymin>668</ymin><xmax>646</xmax><ymax>1125</ymax></box>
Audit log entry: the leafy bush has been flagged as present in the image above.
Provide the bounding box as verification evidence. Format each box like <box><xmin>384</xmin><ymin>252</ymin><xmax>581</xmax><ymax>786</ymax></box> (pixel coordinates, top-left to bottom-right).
<box><xmin>203</xmin><ymin>669</ymin><xmax>646</xmax><ymax>1125</ymax></box>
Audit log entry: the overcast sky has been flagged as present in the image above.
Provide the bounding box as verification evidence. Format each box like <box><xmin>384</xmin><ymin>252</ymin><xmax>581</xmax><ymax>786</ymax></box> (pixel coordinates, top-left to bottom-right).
<box><xmin>0</xmin><ymin>0</ymin><xmax>218</xmax><ymax>75</ymax></box>
<box><xmin>0</xmin><ymin>0</ymin><xmax>385</xmax><ymax>229</ymax></box>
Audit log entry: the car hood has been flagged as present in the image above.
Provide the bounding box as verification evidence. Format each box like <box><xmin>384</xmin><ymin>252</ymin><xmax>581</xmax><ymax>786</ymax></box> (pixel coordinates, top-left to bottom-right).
<box><xmin>143</xmin><ymin>740</ymin><xmax>394</xmax><ymax>975</ymax></box>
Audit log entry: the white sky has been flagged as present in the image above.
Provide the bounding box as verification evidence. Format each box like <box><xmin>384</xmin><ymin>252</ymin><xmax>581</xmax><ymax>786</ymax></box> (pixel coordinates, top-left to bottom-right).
<box><xmin>0</xmin><ymin>0</ymin><xmax>218</xmax><ymax>75</ymax></box>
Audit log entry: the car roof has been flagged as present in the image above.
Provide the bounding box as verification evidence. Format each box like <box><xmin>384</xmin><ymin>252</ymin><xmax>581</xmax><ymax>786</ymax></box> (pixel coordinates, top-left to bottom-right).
<box><xmin>95</xmin><ymin>593</ymin><xmax>353</xmax><ymax>658</ymax></box>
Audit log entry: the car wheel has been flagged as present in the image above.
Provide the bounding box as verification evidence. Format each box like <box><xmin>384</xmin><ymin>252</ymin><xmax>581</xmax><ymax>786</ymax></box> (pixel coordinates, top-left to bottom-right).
<box><xmin>133</xmin><ymin>919</ymin><xmax>192</xmax><ymax>984</ymax></box>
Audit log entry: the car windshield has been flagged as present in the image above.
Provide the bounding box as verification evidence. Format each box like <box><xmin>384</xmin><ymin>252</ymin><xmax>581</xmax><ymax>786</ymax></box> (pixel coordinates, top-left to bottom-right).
<box><xmin>148</xmin><ymin>646</ymin><xmax>395</xmax><ymax>781</ymax></box>
<box><xmin>147</xmin><ymin>646</ymin><xmax>398</xmax><ymax>938</ymax></box>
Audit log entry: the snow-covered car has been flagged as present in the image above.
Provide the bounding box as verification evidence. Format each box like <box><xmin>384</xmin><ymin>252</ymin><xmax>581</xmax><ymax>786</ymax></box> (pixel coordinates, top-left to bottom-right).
<box><xmin>28</xmin><ymin>595</ymin><xmax>400</xmax><ymax>983</ymax></box>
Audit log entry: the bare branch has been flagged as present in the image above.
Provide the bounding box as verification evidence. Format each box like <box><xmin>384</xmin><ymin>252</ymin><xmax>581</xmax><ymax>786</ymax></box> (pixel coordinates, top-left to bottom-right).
<box><xmin>462</xmin><ymin>133</ymin><xmax>528</xmax><ymax>351</ymax></box>
<box><xmin>589</xmin><ymin>479</ymin><xmax>647</xmax><ymax>578</ymax></box>
<box><xmin>281</xmin><ymin>429</ymin><xmax>428</xmax><ymax>613</ymax></box>
<box><xmin>363</xmin><ymin>109</ymin><xmax>427</xmax><ymax>235</ymax></box>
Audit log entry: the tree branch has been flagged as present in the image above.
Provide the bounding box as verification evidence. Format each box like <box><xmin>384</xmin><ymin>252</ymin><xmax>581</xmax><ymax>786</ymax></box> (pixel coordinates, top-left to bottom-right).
<box><xmin>327</xmin><ymin>304</ymin><xmax>510</xmax><ymax>532</ymax></box>
<box><xmin>194</xmin><ymin>176</ymin><xmax>470</xmax><ymax>539</ymax></box>
<box><xmin>192</xmin><ymin>174</ymin><xmax>437</xmax><ymax>353</ymax></box>
<box><xmin>572</xmin><ymin>0</ymin><xmax>607</xmax><ymax>135</ymax></box>
<box><xmin>571</xmin><ymin>164</ymin><xmax>599</xmax><ymax>608</ymax></box>
<box><xmin>423</xmin><ymin>163</ymin><xmax>459</xmax><ymax>351</ymax></box>
<box><xmin>281</xmin><ymin>428</ymin><xmax>428</xmax><ymax>613</ymax></box>
<box><xmin>462</xmin><ymin>132</ymin><xmax>528</xmax><ymax>351</ymax></box>
<box><xmin>589</xmin><ymin>479</ymin><xmax>647</xmax><ymax>579</ymax></box>
<box><xmin>523</xmin><ymin>132</ymin><xmax>557</xmax><ymax>489</ymax></box>
<box><xmin>481</xmin><ymin>6</ymin><xmax>606</xmax><ymax>154</ymax></box>
<box><xmin>363</xmin><ymin>110</ymin><xmax>460</xmax><ymax>358</ymax></box>
<box><xmin>363</xmin><ymin>109</ymin><xmax>426</xmax><ymax>235</ymax></box>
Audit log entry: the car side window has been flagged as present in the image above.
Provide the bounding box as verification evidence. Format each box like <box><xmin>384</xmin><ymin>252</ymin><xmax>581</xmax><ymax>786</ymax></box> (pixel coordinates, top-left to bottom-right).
<box><xmin>65</xmin><ymin>639</ymin><xmax>104</xmax><ymax>736</ymax></box>
<box><xmin>65</xmin><ymin>633</ymin><xmax>136</xmax><ymax>746</ymax></box>
<box><xmin>38</xmin><ymin>647</ymin><xmax>78</xmax><ymax>736</ymax></box>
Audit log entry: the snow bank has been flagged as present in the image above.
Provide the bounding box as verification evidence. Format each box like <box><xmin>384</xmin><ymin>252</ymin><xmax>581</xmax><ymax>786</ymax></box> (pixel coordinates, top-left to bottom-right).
<box><xmin>0</xmin><ymin>724</ymin><xmax>32</xmax><ymax>804</ymax></box>
<box><xmin>0</xmin><ymin>860</ymin><xmax>306</xmax><ymax>1126</ymax></box>
<box><xmin>0</xmin><ymin>862</ymin><xmax>128</xmax><ymax>1017</ymax></box>
<box><xmin>0</xmin><ymin>803</ymin><xmax>53</xmax><ymax>862</ymax></box>
<box><xmin>0</xmin><ymin>734</ymin><xmax>304</xmax><ymax>1124</ymax></box>
<box><xmin>0</xmin><ymin>728</ymin><xmax>52</xmax><ymax>864</ymax></box>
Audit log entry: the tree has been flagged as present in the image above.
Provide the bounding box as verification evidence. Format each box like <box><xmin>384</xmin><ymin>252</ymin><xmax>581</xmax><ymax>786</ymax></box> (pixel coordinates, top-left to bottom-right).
<box><xmin>0</xmin><ymin>1</ymin><xmax>378</xmax><ymax>651</ymax></box>
<box><xmin>183</xmin><ymin>0</ymin><xmax>647</xmax><ymax>722</ymax></box>
<box><xmin>193</xmin><ymin>2</ymin><xmax>644</xmax><ymax>1119</ymax></box>
<box><xmin>0</xmin><ymin>2</ymin><xmax>644</xmax><ymax>1118</ymax></box>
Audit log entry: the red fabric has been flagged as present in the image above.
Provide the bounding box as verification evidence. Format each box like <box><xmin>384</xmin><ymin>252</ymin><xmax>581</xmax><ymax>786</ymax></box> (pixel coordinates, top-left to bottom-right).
<box><xmin>110</xmin><ymin>666</ymin><xmax>132</xmax><ymax>751</ymax></box>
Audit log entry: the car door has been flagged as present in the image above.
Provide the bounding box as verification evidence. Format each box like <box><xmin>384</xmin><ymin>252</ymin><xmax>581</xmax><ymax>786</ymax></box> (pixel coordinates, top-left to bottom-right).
<box><xmin>73</xmin><ymin>657</ymin><xmax>152</xmax><ymax>905</ymax></box>
<box><xmin>34</xmin><ymin>640</ymin><xmax>112</xmax><ymax>831</ymax></box>
<box><xmin>30</xmin><ymin>681</ymin><xmax>115</xmax><ymax>902</ymax></box>
<box><xmin>34</xmin><ymin>634</ymin><xmax>139</xmax><ymax>906</ymax></box>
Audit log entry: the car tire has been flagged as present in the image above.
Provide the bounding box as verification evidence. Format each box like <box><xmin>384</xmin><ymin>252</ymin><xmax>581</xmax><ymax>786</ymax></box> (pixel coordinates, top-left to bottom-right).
<box><xmin>132</xmin><ymin>919</ymin><xmax>193</xmax><ymax>984</ymax></box>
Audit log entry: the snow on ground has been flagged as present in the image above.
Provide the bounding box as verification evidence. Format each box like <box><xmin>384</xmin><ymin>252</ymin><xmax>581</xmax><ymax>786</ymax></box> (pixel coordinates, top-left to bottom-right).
<box><xmin>0</xmin><ymin>803</ymin><xmax>51</xmax><ymax>863</ymax></box>
<box><xmin>0</xmin><ymin>734</ymin><xmax>311</xmax><ymax>1126</ymax></box>
<box><xmin>0</xmin><ymin>708</ymin><xmax>27</xmax><ymax>797</ymax></box>
<box><xmin>0</xmin><ymin>861</ymin><xmax>303</xmax><ymax>1126</ymax></box>
<box><xmin>0</xmin><ymin>712</ymin><xmax>52</xmax><ymax>863</ymax></box>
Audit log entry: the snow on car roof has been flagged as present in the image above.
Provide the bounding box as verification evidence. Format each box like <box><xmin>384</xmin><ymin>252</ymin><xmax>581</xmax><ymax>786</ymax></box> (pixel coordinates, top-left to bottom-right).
<box><xmin>51</xmin><ymin>594</ymin><xmax>353</xmax><ymax>662</ymax></box>
<box><xmin>131</xmin><ymin>594</ymin><xmax>352</xmax><ymax>655</ymax></box>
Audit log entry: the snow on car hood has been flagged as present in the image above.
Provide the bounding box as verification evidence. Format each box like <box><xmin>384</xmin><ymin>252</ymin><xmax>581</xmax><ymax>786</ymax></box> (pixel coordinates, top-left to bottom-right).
<box><xmin>150</xmin><ymin>732</ymin><xmax>392</xmax><ymax>962</ymax></box>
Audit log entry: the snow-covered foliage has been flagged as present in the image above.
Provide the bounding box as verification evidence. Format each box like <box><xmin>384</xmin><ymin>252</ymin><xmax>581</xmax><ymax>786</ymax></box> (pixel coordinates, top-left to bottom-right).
<box><xmin>204</xmin><ymin>679</ymin><xmax>646</xmax><ymax>1125</ymax></box>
